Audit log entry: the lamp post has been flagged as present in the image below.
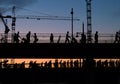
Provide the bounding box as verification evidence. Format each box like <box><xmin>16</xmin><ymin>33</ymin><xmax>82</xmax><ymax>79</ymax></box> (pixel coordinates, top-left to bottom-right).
<box><xmin>71</xmin><ymin>8</ymin><xmax>74</xmax><ymax>43</ymax></box>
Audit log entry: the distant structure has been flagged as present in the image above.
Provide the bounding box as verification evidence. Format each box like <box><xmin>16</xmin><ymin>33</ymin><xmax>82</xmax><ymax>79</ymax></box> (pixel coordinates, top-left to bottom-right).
<box><xmin>71</xmin><ymin>8</ymin><xmax>74</xmax><ymax>43</ymax></box>
<box><xmin>11</xmin><ymin>6</ymin><xmax>16</xmax><ymax>43</ymax></box>
<box><xmin>86</xmin><ymin>0</ymin><xmax>92</xmax><ymax>43</ymax></box>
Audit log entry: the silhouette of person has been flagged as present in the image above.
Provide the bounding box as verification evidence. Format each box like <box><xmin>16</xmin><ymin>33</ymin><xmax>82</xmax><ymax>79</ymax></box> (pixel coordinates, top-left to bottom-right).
<box><xmin>33</xmin><ymin>33</ymin><xmax>38</xmax><ymax>43</ymax></box>
<box><xmin>57</xmin><ymin>35</ymin><xmax>61</xmax><ymax>43</ymax></box>
<box><xmin>80</xmin><ymin>33</ymin><xmax>86</xmax><ymax>44</ymax></box>
<box><xmin>50</xmin><ymin>33</ymin><xmax>54</xmax><ymax>43</ymax></box>
<box><xmin>65</xmin><ymin>31</ymin><xmax>70</xmax><ymax>43</ymax></box>
<box><xmin>114</xmin><ymin>32</ymin><xmax>119</xmax><ymax>43</ymax></box>
<box><xmin>94</xmin><ymin>31</ymin><xmax>98</xmax><ymax>43</ymax></box>
<box><xmin>14</xmin><ymin>31</ymin><xmax>20</xmax><ymax>43</ymax></box>
<box><xmin>26</xmin><ymin>31</ymin><xmax>31</xmax><ymax>43</ymax></box>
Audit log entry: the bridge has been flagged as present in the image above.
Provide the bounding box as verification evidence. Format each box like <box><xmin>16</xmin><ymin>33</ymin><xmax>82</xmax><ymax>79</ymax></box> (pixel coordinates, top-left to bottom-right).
<box><xmin>0</xmin><ymin>34</ymin><xmax>120</xmax><ymax>84</ymax></box>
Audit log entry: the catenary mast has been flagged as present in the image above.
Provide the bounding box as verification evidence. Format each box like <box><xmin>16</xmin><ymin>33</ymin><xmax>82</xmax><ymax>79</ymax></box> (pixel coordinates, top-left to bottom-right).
<box><xmin>86</xmin><ymin>0</ymin><xmax>92</xmax><ymax>43</ymax></box>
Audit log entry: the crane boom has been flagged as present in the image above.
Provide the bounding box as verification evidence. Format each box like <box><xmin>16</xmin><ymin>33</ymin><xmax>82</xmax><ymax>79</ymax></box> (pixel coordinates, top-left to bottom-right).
<box><xmin>0</xmin><ymin>15</ymin><xmax>80</xmax><ymax>21</ymax></box>
<box><xmin>0</xmin><ymin>13</ymin><xmax>80</xmax><ymax>43</ymax></box>
<box><xmin>16</xmin><ymin>15</ymin><xmax>80</xmax><ymax>21</ymax></box>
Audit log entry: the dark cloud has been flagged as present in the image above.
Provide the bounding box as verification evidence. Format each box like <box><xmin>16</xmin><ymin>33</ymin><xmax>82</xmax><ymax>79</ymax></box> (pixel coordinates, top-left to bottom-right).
<box><xmin>0</xmin><ymin>0</ymin><xmax>38</xmax><ymax>13</ymax></box>
<box><xmin>0</xmin><ymin>0</ymin><xmax>38</xmax><ymax>7</ymax></box>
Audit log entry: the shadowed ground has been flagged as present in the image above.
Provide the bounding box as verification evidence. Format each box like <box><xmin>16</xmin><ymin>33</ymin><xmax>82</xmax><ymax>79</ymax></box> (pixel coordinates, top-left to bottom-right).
<box><xmin>0</xmin><ymin>43</ymin><xmax>120</xmax><ymax>84</ymax></box>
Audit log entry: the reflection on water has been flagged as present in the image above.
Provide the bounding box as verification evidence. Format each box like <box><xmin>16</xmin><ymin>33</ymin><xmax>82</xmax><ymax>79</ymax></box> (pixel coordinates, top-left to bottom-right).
<box><xmin>0</xmin><ymin>58</ymin><xmax>120</xmax><ymax>69</ymax></box>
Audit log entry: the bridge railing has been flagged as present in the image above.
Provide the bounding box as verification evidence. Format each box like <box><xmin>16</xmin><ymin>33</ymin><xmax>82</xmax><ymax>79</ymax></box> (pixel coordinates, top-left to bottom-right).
<box><xmin>0</xmin><ymin>33</ymin><xmax>116</xmax><ymax>43</ymax></box>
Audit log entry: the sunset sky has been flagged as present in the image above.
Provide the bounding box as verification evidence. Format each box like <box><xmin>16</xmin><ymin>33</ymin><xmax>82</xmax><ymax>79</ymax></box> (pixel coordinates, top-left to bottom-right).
<box><xmin>0</xmin><ymin>0</ymin><xmax>120</xmax><ymax>34</ymax></box>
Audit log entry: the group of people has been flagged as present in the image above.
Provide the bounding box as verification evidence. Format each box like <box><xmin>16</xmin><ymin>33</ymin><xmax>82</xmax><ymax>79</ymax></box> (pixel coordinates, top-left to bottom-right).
<box><xmin>13</xmin><ymin>31</ymin><xmax>38</xmax><ymax>43</ymax></box>
<box><xmin>13</xmin><ymin>31</ymin><xmax>99</xmax><ymax>43</ymax></box>
<box><xmin>13</xmin><ymin>30</ymin><xmax>120</xmax><ymax>44</ymax></box>
<box><xmin>2</xmin><ymin>30</ymin><xmax>120</xmax><ymax>43</ymax></box>
<box><xmin>50</xmin><ymin>31</ymin><xmax>99</xmax><ymax>43</ymax></box>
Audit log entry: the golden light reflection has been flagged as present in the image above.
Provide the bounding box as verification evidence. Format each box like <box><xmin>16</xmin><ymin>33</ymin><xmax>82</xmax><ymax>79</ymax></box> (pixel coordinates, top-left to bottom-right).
<box><xmin>0</xmin><ymin>58</ymin><xmax>119</xmax><ymax>68</ymax></box>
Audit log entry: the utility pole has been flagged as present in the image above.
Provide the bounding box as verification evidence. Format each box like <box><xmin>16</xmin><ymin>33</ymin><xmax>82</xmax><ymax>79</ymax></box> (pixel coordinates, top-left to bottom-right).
<box><xmin>71</xmin><ymin>8</ymin><xmax>74</xmax><ymax>43</ymax></box>
<box><xmin>86</xmin><ymin>0</ymin><xmax>92</xmax><ymax>43</ymax></box>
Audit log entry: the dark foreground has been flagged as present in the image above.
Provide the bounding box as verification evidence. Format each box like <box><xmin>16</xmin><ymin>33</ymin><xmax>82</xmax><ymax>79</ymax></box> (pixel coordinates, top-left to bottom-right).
<box><xmin>0</xmin><ymin>43</ymin><xmax>120</xmax><ymax>58</ymax></box>
<box><xmin>0</xmin><ymin>43</ymin><xmax>120</xmax><ymax>84</ymax></box>
<box><xmin>0</xmin><ymin>68</ymin><xmax>120</xmax><ymax>84</ymax></box>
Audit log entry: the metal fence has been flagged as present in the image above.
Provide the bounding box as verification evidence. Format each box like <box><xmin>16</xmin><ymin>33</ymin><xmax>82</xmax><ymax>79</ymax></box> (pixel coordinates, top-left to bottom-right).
<box><xmin>0</xmin><ymin>33</ymin><xmax>116</xmax><ymax>43</ymax></box>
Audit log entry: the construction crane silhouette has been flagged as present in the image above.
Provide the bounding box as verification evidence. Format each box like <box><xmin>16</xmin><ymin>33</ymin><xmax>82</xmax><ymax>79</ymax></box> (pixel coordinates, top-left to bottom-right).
<box><xmin>0</xmin><ymin>14</ymin><xmax>10</xmax><ymax>43</ymax></box>
<box><xmin>0</xmin><ymin>6</ymin><xmax>80</xmax><ymax>43</ymax></box>
<box><xmin>0</xmin><ymin>6</ymin><xmax>80</xmax><ymax>65</ymax></box>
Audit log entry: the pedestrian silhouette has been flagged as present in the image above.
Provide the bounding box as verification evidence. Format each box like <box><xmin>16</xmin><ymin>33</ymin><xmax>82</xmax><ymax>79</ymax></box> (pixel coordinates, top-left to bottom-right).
<box><xmin>65</xmin><ymin>31</ymin><xmax>70</xmax><ymax>43</ymax></box>
<box><xmin>50</xmin><ymin>33</ymin><xmax>54</xmax><ymax>43</ymax></box>
<box><xmin>80</xmin><ymin>33</ymin><xmax>86</xmax><ymax>44</ymax></box>
<box><xmin>14</xmin><ymin>31</ymin><xmax>20</xmax><ymax>43</ymax></box>
<box><xmin>57</xmin><ymin>35</ymin><xmax>61</xmax><ymax>43</ymax></box>
<box><xmin>26</xmin><ymin>31</ymin><xmax>31</xmax><ymax>43</ymax></box>
<box><xmin>33</xmin><ymin>33</ymin><xmax>38</xmax><ymax>43</ymax></box>
<box><xmin>95</xmin><ymin>31</ymin><xmax>98</xmax><ymax>43</ymax></box>
<box><xmin>114</xmin><ymin>32</ymin><xmax>119</xmax><ymax>43</ymax></box>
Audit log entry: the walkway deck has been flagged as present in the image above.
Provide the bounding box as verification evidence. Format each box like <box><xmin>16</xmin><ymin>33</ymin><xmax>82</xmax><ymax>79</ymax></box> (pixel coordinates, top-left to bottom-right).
<box><xmin>0</xmin><ymin>43</ymin><xmax>120</xmax><ymax>58</ymax></box>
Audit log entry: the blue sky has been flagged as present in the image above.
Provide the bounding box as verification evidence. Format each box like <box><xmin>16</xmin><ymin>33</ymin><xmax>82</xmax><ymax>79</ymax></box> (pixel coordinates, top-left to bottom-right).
<box><xmin>0</xmin><ymin>0</ymin><xmax>120</xmax><ymax>34</ymax></box>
